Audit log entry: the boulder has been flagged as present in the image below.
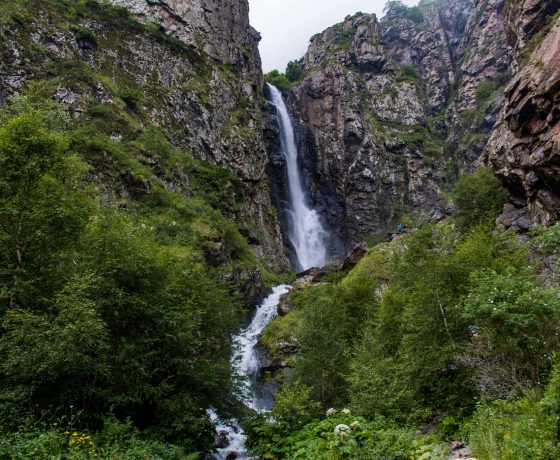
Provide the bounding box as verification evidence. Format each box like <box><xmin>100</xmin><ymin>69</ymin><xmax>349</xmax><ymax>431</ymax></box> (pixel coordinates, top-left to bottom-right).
<box><xmin>277</xmin><ymin>293</ymin><xmax>293</xmax><ymax>316</ymax></box>
<box><xmin>293</xmin><ymin>267</ymin><xmax>325</xmax><ymax>289</ymax></box>
<box><xmin>341</xmin><ymin>242</ymin><xmax>368</xmax><ymax>272</ymax></box>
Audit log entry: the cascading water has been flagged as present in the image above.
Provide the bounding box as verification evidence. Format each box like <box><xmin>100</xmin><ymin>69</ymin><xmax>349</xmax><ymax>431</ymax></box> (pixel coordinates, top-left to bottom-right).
<box><xmin>233</xmin><ymin>285</ymin><xmax>291</xmax><ymax>411</ymax></box>
<box><xmin>210</xmin><ymin>86</ymin><xmax>327</xmax><ymax>459</ymax></box>
<box><xmin>267</xmin><ymin>83</ymin><xmax>328</xmax><ymax>272</ymax></box>
<box><xmin>209</xmin><ymin>286</ymin><xmax>290</xmax><ymax>460</ymax></box>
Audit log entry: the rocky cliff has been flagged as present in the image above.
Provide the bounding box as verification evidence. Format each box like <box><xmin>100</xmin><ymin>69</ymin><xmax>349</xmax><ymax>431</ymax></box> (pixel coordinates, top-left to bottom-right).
<box><xmin>485</xmin><ymin>10</ymin><xmax>560</xmax><ymax>230</ymax></box>
<box><xmin>282</xmin><ymin>0</ymin><xmax>559</xmax><ymax>244</ymax></box>
<box><xmin>0</xmin><ymin>0</ymin><xmax>289</xmax><ymax>270</ymax></box>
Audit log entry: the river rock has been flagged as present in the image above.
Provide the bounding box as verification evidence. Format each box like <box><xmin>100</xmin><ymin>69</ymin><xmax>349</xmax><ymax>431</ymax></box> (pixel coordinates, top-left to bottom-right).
<box><xmin>215</xmin><ymin>430</ymin><xmax>229</xmax><ymax>449</ymax></box>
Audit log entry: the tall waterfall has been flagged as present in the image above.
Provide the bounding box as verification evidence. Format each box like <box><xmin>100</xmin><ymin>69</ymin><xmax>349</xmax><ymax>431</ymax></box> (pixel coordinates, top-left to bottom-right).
<box><xmin>210</xmin><ymin>85</ymin><xmax>329</xmax><ymax>459</ymax></box>
<box><xmin>267</xmin><ymin>84</ymin><xmax>328</xmax><ymax>271</ymax></box>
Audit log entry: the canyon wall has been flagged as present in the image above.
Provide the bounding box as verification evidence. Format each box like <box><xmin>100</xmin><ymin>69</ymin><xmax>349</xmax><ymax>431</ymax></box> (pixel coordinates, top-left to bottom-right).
<box><xmin>286</xmin><ymin>0</ymin><xmax>560</xmax><ymax>243</ymax></box>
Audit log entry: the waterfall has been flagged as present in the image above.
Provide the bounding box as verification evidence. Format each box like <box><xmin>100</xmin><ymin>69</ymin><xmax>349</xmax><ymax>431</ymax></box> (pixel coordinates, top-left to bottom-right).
<box><xmin>232</xmin><ymin>285</ymin><xmax>291</xmax><ymax>411</ymax></box>
<box><xmin>209</xmin><ymin>286</ymin><xmax>290</xmax><ymax>460</ymax></box>
<box><xmin>210</xmin><ymin>85</ymin><xmax>328</xmax><ymax>460</ymax></box>
<box><xmin>267</xmin><ymin>84</ymin><xmax>328</xmax><ymax>272</ymax></box>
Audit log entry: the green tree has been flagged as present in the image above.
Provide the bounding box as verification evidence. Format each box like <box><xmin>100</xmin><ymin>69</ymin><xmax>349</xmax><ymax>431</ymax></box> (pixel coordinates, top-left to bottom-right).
<box><xmin>458</xmin><ymin>269</ymin><xmax>560</xmax><ymax>398</ymax></box>
<box><xmin>452</xmin><ymin>168</ymin><xmax>506</xmax><ymax>232</ymax></box>
<box><xmin>349</xmin><ymin>224</ymin><xmax>528</xmax><ymax>421</ymax></box>
<box><xmin>0</xmin><ymin>103</ymin><xmax>91</xmax><ymax>310</ymax></box>
<box><xmin>285</xmin><ymin>59</ymin><xmax>303</xmax><ymax>83</ymax></box>
<box><xmin>265</xmin><ymin>70</ymin><xmax>292</xmax><ymax>95</ymax></box>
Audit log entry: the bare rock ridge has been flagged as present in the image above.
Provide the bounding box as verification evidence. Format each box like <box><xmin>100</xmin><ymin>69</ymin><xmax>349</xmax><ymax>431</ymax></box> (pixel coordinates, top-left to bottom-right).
<box><xmin>108</xmin><ymin>0</ymin><xmax>260</xmax><ymax>68</ymax></box>
<box><xmin>283</xmin><ymin>0</ymin><xmax>560</xmax><ymax>244</ymax></box>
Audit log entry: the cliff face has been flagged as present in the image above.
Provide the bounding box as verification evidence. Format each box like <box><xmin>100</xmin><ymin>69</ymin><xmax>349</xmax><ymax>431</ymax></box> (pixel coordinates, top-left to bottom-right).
<box><xmin>485</xmin><ymin>13</ymin><xmax>560</xmax><ymax>230</ymax></box>
<box><xmin>109</xmin><ymin>0</ymin><xmax>259</xmax><ymax>68</ymax></box>
<box><xmin>0</xmin><ymin>0</ymin><xmax>289</xmax><ymax>270</ymax></box>
<box><xmin>284</xmin><ymin>0</ymin><xmax>525</xmax><ymax>243</ymax></box>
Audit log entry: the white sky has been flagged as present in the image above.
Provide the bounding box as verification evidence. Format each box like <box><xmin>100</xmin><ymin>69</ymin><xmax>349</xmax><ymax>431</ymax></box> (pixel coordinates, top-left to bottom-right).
<box><xmin>249</xmin><ymin>0</ymin><xmax>419</xmax><ymax>72</ymax></box>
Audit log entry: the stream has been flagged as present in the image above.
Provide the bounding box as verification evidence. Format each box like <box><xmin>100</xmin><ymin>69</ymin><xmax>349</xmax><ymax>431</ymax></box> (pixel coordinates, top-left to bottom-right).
<box><xmin>209</xmin><ymin>84</ymin><xmax>328</xmax><ymax>459</ymax></box>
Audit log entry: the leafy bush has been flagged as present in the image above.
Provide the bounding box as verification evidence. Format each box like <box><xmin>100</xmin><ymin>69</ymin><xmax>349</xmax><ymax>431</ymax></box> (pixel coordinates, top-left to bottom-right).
<box><xmin>286</xmin><ymin>59</ymin><xmax>304</xmax><ymax>83</ymax></box>
<box><xmin>385</xmin><ymin>1</ymin><xmax>424</xmax><ymax>23</ymax></box>
<box><xmin>465</xmin><ymin>397</ymin><xmax>560</xmax><ymax>460</ymax></box>
<box><xmin>396</xmin><ymin>64</ymin><xmax>421</xmax><ymax>84</ymax></box>
<box><xmin>248</xmin><ymin>411</ymin><xmax>448</xmax><ymax>459</ymax></box>
<box><xmin>349</xmin><ymin>223</ymin><xmax>529</xmax><ymax>421</ymax></box>
<box><xmin>457</xmin><ymin>269</ymin><xmax>560</xmax><ymax>398</ymax></box>
<box><xmin>0</xmin><ymin>418</ymin><xmax>198</xmax><ymax>459</ymax></box>
<box><xmin>73</xmin><ymin>26</ymin><xmax>97</xmax><ymax>46</ymax></box>
<box><xmin>535</xmin><ymin>222</ymin><xmax>560</xmax><ymax>255</ymax></box>
<box><xmin>475</xmin><ymin>80</ymin><xmax>496</xmax><ymax>106</ymax></box>
<box><xmin>452</xmin><ymin>168</ymin><xmax>507</xmax><ymax>231</ymax></box>
<box><xmin>288</xmin><ymin>273</ymin><xmax>378</xmax><ymax>408</ymax></box>
<box><xmin>265</xmin><ymin>70</ymin><xmax>293</xmax><ymax>96</ymax></box>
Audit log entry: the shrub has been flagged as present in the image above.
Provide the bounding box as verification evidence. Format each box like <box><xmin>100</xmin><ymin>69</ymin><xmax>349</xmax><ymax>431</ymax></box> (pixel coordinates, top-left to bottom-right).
<box><xmin>286</xmin><ymin>59</ymin><xmax>304</xmax><ymax>83</ymax></box>
<box><xmin>265</xmin><ymin>70</ymin><xmax>292</xmax><ymax>96</ymax></box>
<box><xmin>465</xmin><ymin>398</ymin><xmax>560</xmax><ymax>460</ymax></box>
<box><xmin>452</xmin><ymin>168</ymin><xmax>506</xmax><ymax>231</ymax></box>
<box><xmin>396</xmin><ymin>64</ymin><xmax>421</xmax><ymax>84</ymax></box>
<box><xmin>248</xmin><ymin>413</ymin><xmax>448</xmax><ymax>460</ymax></box>
<box><xmin>457</xmin><ymin>269</ymin><xmax>560</xmax><ymax>398</ymax></box>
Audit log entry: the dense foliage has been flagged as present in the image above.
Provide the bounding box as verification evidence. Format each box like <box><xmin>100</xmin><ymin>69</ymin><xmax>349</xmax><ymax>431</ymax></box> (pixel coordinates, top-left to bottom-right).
<box><xmin>265</xmin><ymin>59</ymin><xmax>304</xmax><ymax>96</ymax></box>
<box><xmin>0</xmin><ymin>96</ymin><xmax>259</xmax><ymax>457</ymax></box>
<box><xmin>384</xmin><ymin>0</ymin><xmax>425</xmax><ymax>23</ymax></box>
<box><xmin>251</xmin><ymin>169</ymin><xmax>560</xmax><ymax>458</ymax></box>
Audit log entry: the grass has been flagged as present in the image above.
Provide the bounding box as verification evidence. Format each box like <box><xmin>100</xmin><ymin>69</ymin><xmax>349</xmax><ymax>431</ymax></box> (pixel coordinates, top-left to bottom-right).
<box><xmin>520</xmin><ymin>10</ymin><xmax>560</xmax><ymax>64</ymax></box>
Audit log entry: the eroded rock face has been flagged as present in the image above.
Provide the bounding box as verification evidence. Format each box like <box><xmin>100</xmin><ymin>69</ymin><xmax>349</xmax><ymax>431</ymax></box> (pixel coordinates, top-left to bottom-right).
<box><xmin>287</xmin><ymin>0</ymin><xmax>511</xmax><ymax>243</ymax></box>
<box><xmin>109</xmin><ymin>0</ymin><xmax>260</xmax><ymax>67</ymax></box>
<box><xmin>504</xmin><ymin>0</ymin><xmax>560</xmax><ymax>70</ymax></box>
<box><xmin>485</xmin><ymin>17</ymin><xmax>560</xmax><ymax>229</ymax></box>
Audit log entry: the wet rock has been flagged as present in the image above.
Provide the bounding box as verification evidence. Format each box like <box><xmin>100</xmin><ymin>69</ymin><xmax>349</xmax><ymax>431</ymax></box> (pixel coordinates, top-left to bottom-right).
<box><xmin>215</xmin><ymin>430</ymin><xmax>229</xmax><ymax>449</ymax></box>
<box><xmin>341</xmin><ymin>242</ymin><xmax>368</xmax><ymax>272</ymax></box>
<box><xmin>230</xmin><ymin>268</ymin><xmax>270</xmax><ymax>308</ymax></box>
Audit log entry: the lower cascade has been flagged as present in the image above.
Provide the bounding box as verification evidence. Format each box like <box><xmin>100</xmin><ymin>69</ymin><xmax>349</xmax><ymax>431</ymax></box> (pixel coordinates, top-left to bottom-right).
<box><xmin>210</xmin><ymin>86</ymin><xmax>328</xmax><ymax>458</ymax></box>
<box><xmin>209</xmin><ymin>285</ymin><xmax>290</xmax><ymax>459</ymax></box>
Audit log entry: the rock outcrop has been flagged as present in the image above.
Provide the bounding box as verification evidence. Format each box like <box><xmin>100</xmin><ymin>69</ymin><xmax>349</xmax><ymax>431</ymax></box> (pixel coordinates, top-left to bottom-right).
<box><xmin>109</xmin><ymin>0</ymin><xmax>259</xmax><ymax>67</ymax></box>
<box><xmin>485</xmin><ymin>15</ymin><xmax>560</xmax><ymax>229</ymax></box>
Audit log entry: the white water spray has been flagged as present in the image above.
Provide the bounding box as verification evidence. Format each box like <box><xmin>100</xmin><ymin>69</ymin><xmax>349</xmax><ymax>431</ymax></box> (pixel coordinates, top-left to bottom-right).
<box><xmin>267</xmin><ymin>84</ymin><xmax>328</xmax><ymax>271</ymax></box>
<box><xmin>232</xmin><ymin>285</ymin><xmax>291</xmax><ymax>411</ymax></box>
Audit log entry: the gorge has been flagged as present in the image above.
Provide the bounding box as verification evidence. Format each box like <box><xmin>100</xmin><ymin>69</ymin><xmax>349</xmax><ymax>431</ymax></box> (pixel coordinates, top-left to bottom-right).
<box><xmin>0</xmin><ymin>0</ymin><xmax>559</xmax><ymax>459</ymax></box>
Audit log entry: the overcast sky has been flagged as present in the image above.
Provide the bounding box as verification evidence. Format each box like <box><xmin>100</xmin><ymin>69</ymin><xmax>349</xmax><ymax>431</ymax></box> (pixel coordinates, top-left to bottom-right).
<box><xmin>249</xmin><ymin>0</ymin><xmax>418</xmax><ymax>72</ymax></box>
